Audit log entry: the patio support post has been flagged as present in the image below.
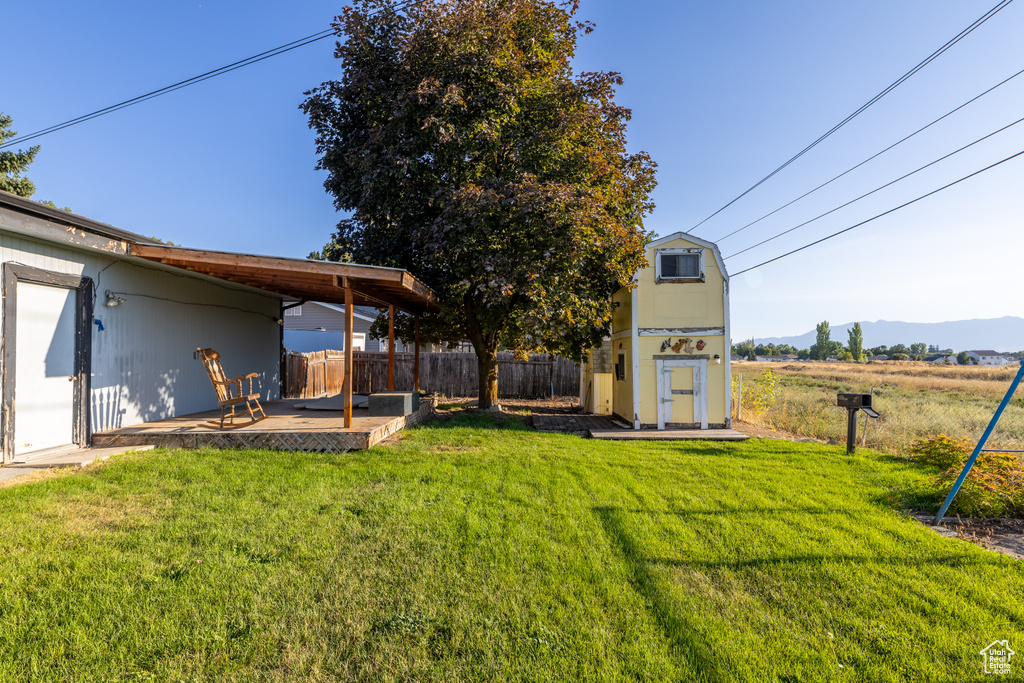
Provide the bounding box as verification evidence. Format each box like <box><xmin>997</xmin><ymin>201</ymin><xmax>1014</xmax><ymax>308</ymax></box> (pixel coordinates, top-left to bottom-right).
<box><xmin>414</xmin><ymin>315</ymin><xmax>420</xmax><ymax>393</ymax></box>
<box><xmin>344</xmin><ymin>285</ymin><xmax>354</xmax><ymax>428</ymax></box>
<box><xmin>388</xmin><ymin>304</ymin><xmax>395</xmax><ymax>391</ymax></box>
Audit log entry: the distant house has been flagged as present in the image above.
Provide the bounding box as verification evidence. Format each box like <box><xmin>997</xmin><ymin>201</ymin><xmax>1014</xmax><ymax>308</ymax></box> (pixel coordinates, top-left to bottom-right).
<box><xmin>283</xmin><ymin>302</ymin><xmax>377</xmax><ymax>353</ymax></box>
<box><xmin>755</xmin><ymin>354</ymin><xmax>797</xmax><ymax>362</ymax></box>
<box><xmin>968</xmin><ymin>350</ymin><xmax>1009</xmax><ymax>367</ymax></box>
<box><xmin>283</xmin><ymin>301</ymin><xmax>460</xmax><ymax>354</ymax></box>
<box><xmin>928</xmin><ymin>354</ymin><xmax>959</xmax><ymax>364</ymax></box>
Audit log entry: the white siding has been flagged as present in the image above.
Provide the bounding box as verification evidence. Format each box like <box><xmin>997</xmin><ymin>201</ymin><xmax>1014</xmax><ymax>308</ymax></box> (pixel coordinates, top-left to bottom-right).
<box><xmin>0</xmin><ymin>231</ymin><xmax>282</xmax><ymax>433</ymax></box>
<box><xmin>283</xmin><ymin>302</ymin><xmax>384</xmax><ymax>352</ymax></box>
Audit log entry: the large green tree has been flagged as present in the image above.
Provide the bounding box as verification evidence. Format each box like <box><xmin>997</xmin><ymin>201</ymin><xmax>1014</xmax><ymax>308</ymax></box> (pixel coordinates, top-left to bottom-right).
<box><xmin>810</xmin><ymin>320</ymin><xmax>831</xmax><ymax>361</ymax></box>
<box><xmin>847</xmin><ymin>322</ymin><xmax>864</xmax><ymax>361</ymax></box>
<box><xmin>0</xmin><ymin>113</ymin><xmax>40</xmax><ymax>198</ymax></box>
<box><xmin>303</xmin><ymin>0</ymin><xmax>657</xmax><ymax>407</ymax></box>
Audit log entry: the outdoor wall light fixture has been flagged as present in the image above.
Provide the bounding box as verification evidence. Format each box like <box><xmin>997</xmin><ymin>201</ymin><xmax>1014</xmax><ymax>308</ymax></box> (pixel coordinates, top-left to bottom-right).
<box><xmin>713</xmin><ymin>354</ymin><xmax>721</xmax><ymax>364</ymax></box>
<box><xmin>104</xmin><ymin>290</ymin><xmax>127</xmax><ymax>307</ymax></box>
<box><xmin>314</xmin><ymin>326</ymin><xmax>327</xmax><ymax>332</ymax></box>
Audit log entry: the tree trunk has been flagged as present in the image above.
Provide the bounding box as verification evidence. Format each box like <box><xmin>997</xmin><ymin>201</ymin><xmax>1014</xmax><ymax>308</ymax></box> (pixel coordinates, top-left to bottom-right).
<box><xmin>463</xmin><ymin>294</ymin><xmax>500</xmax><ymax>409</ymax></box>
<box><xmin>477</xmin><ymin>347</ymin><xmax>499</xmax><ymax>409</ymax></box>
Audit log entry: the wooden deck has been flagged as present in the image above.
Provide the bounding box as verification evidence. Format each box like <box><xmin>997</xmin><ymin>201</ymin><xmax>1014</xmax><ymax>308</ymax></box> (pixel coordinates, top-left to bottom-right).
<box><xmin>532</xmin><ymin>413</ymin><xmax>749</xmax><ymax>441</ymax></box>
<box><xmin>92</xmin><ymin>398</ymin><xmax>433</xmax><ymax>452</ymax></box>
<box><xmin>589</xmin><ymin>428</ymin><xmax>749</xmax><ymax>441</ymax></box>
<box><xmin>533</xmin><ymin>414</ymin><xmax>621</xmax><ymax>433</ymax></box>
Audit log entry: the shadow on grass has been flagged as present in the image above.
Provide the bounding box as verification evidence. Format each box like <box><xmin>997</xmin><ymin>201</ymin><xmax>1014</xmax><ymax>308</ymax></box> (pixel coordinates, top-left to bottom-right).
<box><xmin>871</xmin><ymin>480</ymin><xmax>944</xmax><ymax>514</ymax></box>
<box><xmin>603</xmin><ymin>504</ymin><xmax>993</xmax><ymax>567</ymax></box>
<box><xmin>620</xmin><ymin>505</ymin><xmax>856</xmax><ymax>518</ymax></box>
<box><xmin>594</xmin><ymin>503</ymin><xmax>1004</xmax><ymax>681</ymax></box>
<box><xmin>419</xmin><ymin>412</ymin><xmax>531</xmax><ymax>432</ymax></box>
<box><xmin>593</xmin><ymin>504</ymin><xmax>728</xmax><ymax>683</ymax></box>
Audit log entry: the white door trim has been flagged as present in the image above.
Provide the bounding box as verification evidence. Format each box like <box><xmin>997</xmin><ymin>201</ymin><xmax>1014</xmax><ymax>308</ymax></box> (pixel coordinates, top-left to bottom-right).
<box><xmin>656</xmin><ymin>358</ymin><xmax>708</xmax><ymax>430</ymax></box>
<box><xmin>2</xmin><ymin>264</ymin><xmax>94</xmax><ymax>464</ymax></box>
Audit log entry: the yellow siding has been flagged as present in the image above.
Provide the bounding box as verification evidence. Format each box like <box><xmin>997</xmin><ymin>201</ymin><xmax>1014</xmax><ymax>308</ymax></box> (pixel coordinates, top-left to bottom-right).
<box><xmin>636</xmin><ymin>335</ymin><xmax>728</xmax><ymax>426</ymax></box>
<box><xmin>579</xmin><ymin>350</ymin><xmax>614</xmax><ymax>415</ymax></box>
<box><xmin>590</xmin><ymin>373</ymin><xmax>613</xmax><ymax>415</ymax></box>
<box><xmin>583</xmin><ymin>233</ymin><xmax>730</xmax><ymax>428</ymax></box>
<box><xmin>611</xmin><ymin>287</ymin><xmax>632</xmax><ymax>336</ymax></box>
<box><xmin>635</xmin><ymin>235</ymin><xmax>729</xmax><ymax>427</ymax></box>
<box><xmin>637</xmin><ymin>239</ymin><xmax>725</xmax><ymax>329</ymax></box>
<box><xmin>611</xmin><ymin>339</ymin><xmax>632</xmax><ymax>423</ymax></box>
<box><xmin>610</xmin><ymin>287</ymin><xmax>634</xmax><ymax>422</ymax></box>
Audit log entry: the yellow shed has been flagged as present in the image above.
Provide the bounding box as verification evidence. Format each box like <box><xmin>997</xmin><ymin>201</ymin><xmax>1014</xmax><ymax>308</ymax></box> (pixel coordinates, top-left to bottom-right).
<box><xmin>581</xmin><ymin>231</ymin><xmax>731</xmax><ymax>430</ymax></box>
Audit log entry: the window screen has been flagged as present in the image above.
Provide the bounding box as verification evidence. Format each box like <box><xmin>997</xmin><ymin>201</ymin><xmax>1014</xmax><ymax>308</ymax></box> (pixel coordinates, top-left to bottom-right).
<box><xmin>660</xmin><ymin>253</ymin><xmax>700</xmax><ymax>278</ymax></box>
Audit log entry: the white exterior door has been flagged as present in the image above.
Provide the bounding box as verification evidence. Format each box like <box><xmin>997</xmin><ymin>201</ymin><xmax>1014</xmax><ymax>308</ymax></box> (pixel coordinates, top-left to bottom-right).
<box><xmin>14</xmin><ymin>282</ymin><xmax>77</xmax><ymax>455</ymax></box>
<box><xmin>656</xmin><ymin>358</ymin><xmax>708</xmax><ymax>430</ymax></box>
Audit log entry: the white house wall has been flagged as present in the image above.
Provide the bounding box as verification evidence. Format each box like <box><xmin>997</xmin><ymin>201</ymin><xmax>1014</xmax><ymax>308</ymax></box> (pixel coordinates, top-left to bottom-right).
<box><xmin>0</xmin><ymin>231</ymin><xmax>282</xmax><ymax>433</ymax></box>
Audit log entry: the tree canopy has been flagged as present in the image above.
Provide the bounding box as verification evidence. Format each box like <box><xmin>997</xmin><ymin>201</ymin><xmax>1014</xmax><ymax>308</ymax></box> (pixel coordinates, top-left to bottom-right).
<box><xmin>302</xmin><ymin>0</ymin><xmax>657</xmax><ymax>406</ymax></box>
<box><xmin>0</xmin><ymin>113</ymin><xmax>40</xmax><ymax>198</ymax></box>
<box><xmin>847</xmin><ymin>322</ymin><xmax>863</xmax><ymax>361</ymax></box>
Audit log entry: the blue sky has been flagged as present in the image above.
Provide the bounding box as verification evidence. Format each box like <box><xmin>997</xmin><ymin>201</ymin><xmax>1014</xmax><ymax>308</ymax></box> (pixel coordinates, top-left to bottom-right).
<box><xmin>3</xmin><ymin>1</ymin><xmax>1023</xmax><ymax>344</ymax></box>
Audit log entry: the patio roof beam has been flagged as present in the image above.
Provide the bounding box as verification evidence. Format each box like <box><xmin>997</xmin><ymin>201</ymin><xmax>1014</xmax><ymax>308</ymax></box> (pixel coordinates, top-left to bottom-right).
<box><xmin>128</xmin><ymin>243</ymin><xmax>438</xmax><ymax>314</ymax></box>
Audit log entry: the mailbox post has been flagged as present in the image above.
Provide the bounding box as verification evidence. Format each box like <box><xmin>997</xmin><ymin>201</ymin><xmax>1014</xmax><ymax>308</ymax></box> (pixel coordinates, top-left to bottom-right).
<box><xmin>837</xmin><ymin>393</ymin><xmax>879</xmax><ymax>454</ymax></box>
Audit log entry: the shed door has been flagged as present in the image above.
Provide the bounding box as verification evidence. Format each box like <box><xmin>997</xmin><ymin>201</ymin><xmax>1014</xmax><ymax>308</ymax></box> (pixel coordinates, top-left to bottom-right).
<box><xmin>14</xmin><ymin>282</ymin><xmax>77</xmax><ymax>455</ymax></box>
<box><xmin>656</xmin><ymin>359</ymin><xmax>708</xmax><ymax>430</ymax></box>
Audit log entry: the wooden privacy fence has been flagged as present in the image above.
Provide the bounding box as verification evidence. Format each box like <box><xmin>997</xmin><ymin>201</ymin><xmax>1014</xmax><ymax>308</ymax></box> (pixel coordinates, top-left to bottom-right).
<box><xmin>284</xmin><ymin>350</ymin><xmax>580</xmax><ymax>399</ymax></box>
<box><xmin>284</xmin><ymin>350</ymin><xmax>346</xmax><ymax>399</ymax></box>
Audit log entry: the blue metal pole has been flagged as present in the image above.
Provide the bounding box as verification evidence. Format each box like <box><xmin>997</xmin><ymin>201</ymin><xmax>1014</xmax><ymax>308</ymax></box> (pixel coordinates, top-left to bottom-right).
<box><xmin>934</xmin><ymin>362</ymin><xmax>1024</xmax><ymax>524</ymax></box>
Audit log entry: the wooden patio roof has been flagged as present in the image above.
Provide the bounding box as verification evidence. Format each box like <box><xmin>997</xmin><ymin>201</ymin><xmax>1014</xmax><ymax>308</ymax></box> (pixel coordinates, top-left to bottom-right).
<box><xmin>129</xmin><ymin>244</ymin><xmax>439</xmax><ymax>314</ymax></box>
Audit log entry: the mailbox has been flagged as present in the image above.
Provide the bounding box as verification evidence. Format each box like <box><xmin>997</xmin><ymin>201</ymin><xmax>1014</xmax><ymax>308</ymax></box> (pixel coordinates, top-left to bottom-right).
<box><xmin>838</xmin><ymin>393</ymin><xmax>878</xmax><ymax>418</ymax></box>
<box><xmin>837</xmin><ymin>393</ymin><xmax>870</xmax><ymax>409</ymax></box>
<box><xmin>837</xmin><ymin>393</ymin><xmax>880</xmax><ymax>453</ymax></box>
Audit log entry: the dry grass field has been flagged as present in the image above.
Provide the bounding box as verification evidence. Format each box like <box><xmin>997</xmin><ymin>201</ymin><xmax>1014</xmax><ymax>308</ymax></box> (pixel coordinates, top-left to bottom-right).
<box><xmin>733</xmin><ymin>361</ymin><xmax>1024</xmax><ymax>454</ymax></box>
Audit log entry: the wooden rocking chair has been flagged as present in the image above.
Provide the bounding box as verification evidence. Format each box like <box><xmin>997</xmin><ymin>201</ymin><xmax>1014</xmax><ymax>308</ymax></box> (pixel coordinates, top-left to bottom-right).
<box><xmin>197</xmin><ymin>347</ymin><xmax>268</xmax><ymax>428</ymax></box>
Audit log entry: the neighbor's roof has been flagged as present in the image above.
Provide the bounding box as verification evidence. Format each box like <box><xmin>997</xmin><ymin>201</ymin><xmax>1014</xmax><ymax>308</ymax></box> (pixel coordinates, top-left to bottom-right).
<box><xmin>970</xmin><ymin>350</ymin><xmax>1002</xmax><ymax>356</ymax></box>
<box><xmin>0</xmin><ymin>190</ymin><xmax>438</xmax><ymax>314</ymax></box>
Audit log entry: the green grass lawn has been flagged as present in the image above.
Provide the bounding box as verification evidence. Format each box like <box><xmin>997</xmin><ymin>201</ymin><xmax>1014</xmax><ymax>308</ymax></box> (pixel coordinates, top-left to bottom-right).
<box><xmin>0</xmin><ymin>415</ymin><xmax>1020</xmax><ymax>682</ymax></box>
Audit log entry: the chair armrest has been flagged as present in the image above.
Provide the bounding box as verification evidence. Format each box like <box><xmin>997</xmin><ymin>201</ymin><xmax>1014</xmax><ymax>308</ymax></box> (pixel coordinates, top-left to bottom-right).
<box><xmin>229</xmin><ymin>373</ymin><xmax>259</xmax><ymax>395</ymax></box>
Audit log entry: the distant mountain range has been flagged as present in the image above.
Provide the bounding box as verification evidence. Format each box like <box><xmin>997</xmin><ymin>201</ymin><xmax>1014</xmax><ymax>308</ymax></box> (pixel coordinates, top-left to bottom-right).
<box><xmin>754</xmin><ymin>316</ymin><xmax>1024</xmax><ymax>353</ymax></box>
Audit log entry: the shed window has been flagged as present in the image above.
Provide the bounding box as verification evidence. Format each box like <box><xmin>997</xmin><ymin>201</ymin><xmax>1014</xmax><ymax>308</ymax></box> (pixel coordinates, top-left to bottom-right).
<box><xmin>656</xmin><ymin>248</ymin><xmax>705</xmax><ymax>282</ymax></box>
<box><xmin>615</xmin><ymin>352</ymin><xmax>626</xmax><ymax>381</ymax></box>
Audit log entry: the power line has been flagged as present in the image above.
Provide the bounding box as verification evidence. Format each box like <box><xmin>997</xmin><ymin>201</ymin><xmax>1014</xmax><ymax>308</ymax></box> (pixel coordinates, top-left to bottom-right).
<box><xmin>729</xmin><ymin>146</ymin><xmax>1024</xmax><ymax>277</ymax></box>
<box><xmin>0</xmin><ymin>0</ymin><xmax>416</xmax><ymax>149</ymax></box>
<box><xmin>0</xmin><ymin>30</ymin><xmax>332</xmax><ymax>149</ymax></box>
<box><xmin>715</xmin><ymin>64</ymin><xmax>1024</xmax><ymax>243</ymax></box>
<box><xmin>724</xmin><ymin>111</ymin><xmax>1024</xmax><ymax>260</ymax></box>
<box><xmin>689</xmin><ymin>0</ymin><xmax>1015</xmax><ymax>235</ymax></box>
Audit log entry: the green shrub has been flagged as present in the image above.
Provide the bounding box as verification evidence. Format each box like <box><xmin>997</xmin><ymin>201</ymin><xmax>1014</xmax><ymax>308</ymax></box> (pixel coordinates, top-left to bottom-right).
<box><xmin>742</xmin><ymin>368</ymin><xmax>780</xmax><ymax>415</ymax></box>
<box><xmin>930</xmin><ymin>451</ymin><xmax>1024</xmax><ymax>518</ymax></box>
<box><xmin>908</xmin><ymin>435</ymin><xmax>971</xmax><ymax>470</ymax></box>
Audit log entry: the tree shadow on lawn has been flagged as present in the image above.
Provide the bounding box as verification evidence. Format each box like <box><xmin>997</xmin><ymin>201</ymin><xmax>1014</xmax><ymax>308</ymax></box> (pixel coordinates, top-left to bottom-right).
<box><xmin>592</xmin><ymin>504</ymin><xmax>1004</xmax><ymax>682</ymax></box>
<box><xmin>618</xmin><ymin>504</ymin><xmax>857</xmax><ymax>518</ymax></box>
<box><xmin>420</xmin><ymin>411</ymin><xmax>532</xmax><ymax>432</ymax></box>
<box><xmin>592</xmin><ymin>504</ymin><xmax>729</xmax><ymax>682</ymax></box>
